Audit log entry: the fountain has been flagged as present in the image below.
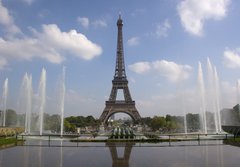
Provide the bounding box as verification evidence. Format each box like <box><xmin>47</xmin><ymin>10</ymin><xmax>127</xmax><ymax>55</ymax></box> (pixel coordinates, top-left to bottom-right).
<box><xmin>2</xmin><ymin>78</ymin><xmax>8</xmax><ymax>127</ymax></box>
<box><xmin>38</xmin><ymin>68</ymin><xmax>46</xmax><ymax>135</ymax></box>
<box><xmin>206</xmin><ymin>58</ymin><xmax>222</xmax><ymax>133</ymax></box>
<box><xmin>59</xmin><ymin>67</ymin><xmax>66</xmax><ymax>137</ymax></box>
<box><xmin>214</xmin><ymin>67</ymin><xmax>221</xmax><ymax>132</ymax></box>
<box><xmin>198</xmin><ymin>62</ymin><xmax>207</xmax><ymax>134</ymax></box>
<box><xmin>207</xmin><ymin>58</ymin><xmax>216</xmax><ymax>132</ymax></box>
<box><xmin>196</xmin><ymin>58</ymin><xmax>223</xmax><ymax>134</ymax></box>
<box><xmin>180</xmin><ymin>91</ymin><xmax>188</xmax><ymax>134</ymax></box>
<box><xmin>0</xmin><ymin>58</ymin><xmax>226</xmax><ymax>135</ymax></box>
<box><xmin>20</xmin><ymin>73</ymin><xmax>32</xmax><ymax>134</ymax></box>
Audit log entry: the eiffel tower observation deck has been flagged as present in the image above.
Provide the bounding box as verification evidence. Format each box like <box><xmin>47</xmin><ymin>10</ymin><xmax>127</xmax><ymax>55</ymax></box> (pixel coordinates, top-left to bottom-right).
<box><xmin>99</xmin><ymin>15</ymin><xmax>141</xmax><ymax>124</ymax></box>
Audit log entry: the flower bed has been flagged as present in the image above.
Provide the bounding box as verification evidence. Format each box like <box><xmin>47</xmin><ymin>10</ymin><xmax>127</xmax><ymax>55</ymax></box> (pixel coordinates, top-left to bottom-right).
<box><xmin>0</xmin><ymin>127</ymin><xmax>24</xmax><ymax>137</ymax></box>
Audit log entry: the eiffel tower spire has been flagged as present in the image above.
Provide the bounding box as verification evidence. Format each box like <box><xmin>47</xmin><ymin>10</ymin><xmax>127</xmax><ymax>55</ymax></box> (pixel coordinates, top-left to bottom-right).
<box><xmin>99</xmin><ymin>16</ymin><xmax>141</xmax><ymax>124</ymax></box>
<box><xmin>114</xmin><ymin>14</ymin><xmax>126</xmax><ymax>79</ymax></box>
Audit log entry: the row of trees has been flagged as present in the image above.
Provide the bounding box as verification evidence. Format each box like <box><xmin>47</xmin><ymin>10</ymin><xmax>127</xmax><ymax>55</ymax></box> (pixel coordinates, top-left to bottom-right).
<box><xmin>2</xmin><ymin>109</ymin><xmax>219</xmax><ymax>133</ymax></box>
<box><xmin>64</xmin><ymin>116</ymin><xmax>100</xmax><ymax>132</ymax></box>
<box><xmin>0</xmin><ymin>110</ymin><xmax>100</xmax><ymax>133</ymax></box>
<box><xmin>142</xmin><ymin>113</ymin><xmax>201</xmax><ymax>133</ymax></box>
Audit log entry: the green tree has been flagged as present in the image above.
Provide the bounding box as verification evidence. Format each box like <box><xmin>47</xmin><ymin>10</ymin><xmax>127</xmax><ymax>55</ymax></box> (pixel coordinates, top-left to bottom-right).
<box><xmin>141</xmin><ymin>117</ymin><xmax>152</xmax><ymax>127</ymax></box>
<box><xmin>186</xmin><ymin>113</ymin><xmax>200</xmax><ymax>132</ymax></box>
<box><xmin>150</xmin><ymin>116</ymin><xmax>166</xmax><ymax>131</ymax></box>
<box><xmin>44</xmin><ymin>114</ymin><xmax>61</xmax><ymax>132</ymax></box>
<box><xmin>64</xmin><ymin>120</ymin><xmax>76</xmax><ymax>132</ymax></box>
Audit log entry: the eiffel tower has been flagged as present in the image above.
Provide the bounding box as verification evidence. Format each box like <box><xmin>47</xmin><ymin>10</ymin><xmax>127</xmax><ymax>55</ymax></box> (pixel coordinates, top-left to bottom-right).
<box><xmin>99</xmin><ymin>15</ymin><xmax>141</xmax><ymax>124</ymax></box>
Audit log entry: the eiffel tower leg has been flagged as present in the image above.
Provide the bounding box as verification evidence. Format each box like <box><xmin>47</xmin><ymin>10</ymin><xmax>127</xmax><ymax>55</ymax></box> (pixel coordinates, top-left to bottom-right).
<box><xmin>99</xmin><ymin>106</ymin><xmax>111</xmax><ymax>123</ymax></box>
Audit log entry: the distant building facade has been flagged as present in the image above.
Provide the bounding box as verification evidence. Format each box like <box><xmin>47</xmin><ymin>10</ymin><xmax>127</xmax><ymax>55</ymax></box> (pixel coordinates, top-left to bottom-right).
<box><xmin>221</xmin><ymin>104</ymin><xmax>240</xmax><ymax>126</ymax></box>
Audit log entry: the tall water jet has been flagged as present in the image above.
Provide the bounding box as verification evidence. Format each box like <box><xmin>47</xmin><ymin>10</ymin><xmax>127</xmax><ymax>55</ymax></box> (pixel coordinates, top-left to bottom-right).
<box><xmin>207</xmin><ymin>58</ymin><xmax>219</xmax><ymax>133</ymax></box>
<box><xmin>21</xmin><ymin>73</ymin><xmax>32</xmax><ymax>134</ymax></box>
<box><xmin>180</xmin><ymin>91</ymin><xmax>187</xmax><ymax>134</ymax></box>
<box><xmin>198</xmin><ymin>62</ymin><xmax>207</xmax><ymax>134</ymax></box>
<box><xmin>206</xmin><ymin>58</ymin><xmax>222</xmax><ymax>133</ymax></box>
<box><xmin>39</xmin><ymin>68</ymin><xmax>46</xmax><ymax>135</ymax></box>
<box><xmin>2</xmin><ymin>78</ymin><xmax>8</xmax><ymax>127</ymax></box>
<box><xmin>237</xmin><ymin>80</ymin><xmax>240</xmax><ymax>104</ymax></box>
<box><xmin>214</xmin><ymin>67</ymin><xmax>221</xmax><ymax>132</ymax></box>
<box><xmin>60</xmin><ymin>67</ymin><xmax>66</xmax><ymax>137</ymax></box>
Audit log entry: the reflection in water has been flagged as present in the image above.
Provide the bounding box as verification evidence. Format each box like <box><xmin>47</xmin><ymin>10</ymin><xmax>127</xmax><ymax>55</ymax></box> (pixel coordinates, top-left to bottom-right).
<box><xmin>38</xmin><ymin>141</ymin><xmax>42</xmax><ymax>167</ymax></box>
<box><xmin>205</xmin><ymin>144</ymin><xmax>209</xmax><ymax>167</ymax></box>
<box><xmin>106</xmin><ymin>142</ymin><xmax>135</xmax><ymax>167</ymax></box>
<box><xmin>2</xmin><ymin>140</ymin><xmax>240</xmax><ymax>166</ymax></box>
<box><xmin>60</xmin><ymin>140</ymin><xmax>63</xmax><ymax>167</ymax></box>
<box><xmin>0</xmin><ymin>149</ymin><xmax>2</xmax><ymax>167</ymax></box>
<box><xmin>23</xmin><ymin>146</ymin><xmax>29</xmax><ymax>167</ymax></box>
<box><xmin>217</xmin><ymin>140</ymin><xmax>224</xmax><ymax>167</ymax></box>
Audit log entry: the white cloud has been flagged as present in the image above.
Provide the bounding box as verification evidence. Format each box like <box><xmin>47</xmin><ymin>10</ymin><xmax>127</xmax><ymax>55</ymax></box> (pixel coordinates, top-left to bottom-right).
<box><xmin>0</xmin><ymin>24</ymin><xmax>102</xmax><ymax>69</ymax></box>
<box><xmin>92</xmin><ymin>19</ymin><xmax>107</xmax><ymax>28</ymax></box>
<box><xmin>76</xmin><ymin>17</ymin><xmax>108</xmax><ymax>29</ymax></box>
<box><xmin>177</xmin><ymin>0</ymin><xmax>230</xmax><ymax>36</ymax></box>
<box><xmin>153</xmin><ymin>60</ymin><xmax>192</xmax><ymax>83</ymax></box>
<box><xmin>223</xmin><ymin>48</ymin><xmax>240</xmax><ymax>68</ymax></box>
<box><xmin>127</xmin><ymin>37</ymin><xmax>140</xmax><ymax>46</ymax></box>
<box><xmin>77</xmin><ymin>17</ymin><xmax>89</xmax><ymax>29</ymax></box>
<box><xmin>128</xmin><ymin>62</ymin><xmax>151</xmax><ymax>74</ymax></box>
<box><xmin>155</xmin><ymin>19</ymin><xmax>171</xmax><ymax>38</ymax></box>
<box><xmin>0</xmin><ymin>37</ymin><xmax>64</xmax><ymax>64</ymax></box>
<box><xmin>0</xmin><ymin>0</ymin><xmax>21</xmax><ymax>34</ymax></box>
<box><xmin>129</xmin><ymin>60</ymin><xmax>192</xmax><ymax>83</ymax></box>
<box><xmin>36</xmin><ymin>24</ymin><xmax>102</xmax><ymax>60</ymax></box>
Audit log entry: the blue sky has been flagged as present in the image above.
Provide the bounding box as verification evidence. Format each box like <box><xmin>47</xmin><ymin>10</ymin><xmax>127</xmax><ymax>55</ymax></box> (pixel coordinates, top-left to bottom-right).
<box><xmin>0</xmin><ymin>0</ymin><xmax>240</xmax><ymax>118</ymax></box>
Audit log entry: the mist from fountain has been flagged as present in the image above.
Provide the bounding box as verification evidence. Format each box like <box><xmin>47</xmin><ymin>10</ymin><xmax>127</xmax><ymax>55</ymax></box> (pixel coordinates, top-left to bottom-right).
<box><xmin>20</xmin><ymin>73</ymin><xmax>33</xmax><ymax>134</ymax></box>
<box><xmin>237</xmin><ymin>80</ymin><xmax>240</xmax><ymax>104</ymax></box>
<box><xmin>180</xmin><ymin>91</ymin><xmax>187</xmax><ymax>134</ymax></box>
<box><xmin>214</xmin><ymin>67</ymin><xmax>221</xmax><ymax>132</ymax></box>
<box><xmin>183</xmin><ymin>102</ymin><xmax>187</xmax><ymax>134</ymax></box>
<box><xmin>206</xmin><ymin>58</ymin><xmax>222</xmax><ymax>133</ymax></box>
<box><xmin>60</xmin><ymin>67</ymin><xmax>66</xmax><ymax>137</ymax></box>
<box><xmin>196</xmin><ymin>58</ymin><xmax>222</xmax><ymax>134</ymax></box>
<box><xmin>207</xmin><ymin>58</ymin><xmax>216</xmax><ymax>132</ymax></box>
<box><xmin>38</xmin><ymin>68</ymin><xmax>46</xmax><ymax>135</ymax></box>
<box><xmin>2</xmin><ymin>78</ymin><xmax>8</xmax><ymax>127</ymax></box>
<box><xmin>198</xmin><ymin>62</ymin><xmax>207</xmax><ymax>134</ymax></box>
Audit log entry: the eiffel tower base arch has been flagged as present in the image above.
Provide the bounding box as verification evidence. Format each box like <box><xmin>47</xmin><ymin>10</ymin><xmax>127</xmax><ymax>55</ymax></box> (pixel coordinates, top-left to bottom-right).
<box><xmin>100</xmin><ymin>101</ymin><xmax>141</xmax><ymax>124</ymax></box>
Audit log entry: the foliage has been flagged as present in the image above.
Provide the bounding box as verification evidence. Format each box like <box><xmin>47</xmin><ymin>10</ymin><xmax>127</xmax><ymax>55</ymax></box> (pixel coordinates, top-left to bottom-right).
<box><xmin>186</xmin><ymin>113</ymin><xmax>200</xmax><ymax>132</ymax></box>
<box><xmin>64</xmin><ymin>120</ymin><xmax>76</xmax><ymax>132</ymax></box>
<box><xmin>141</xmin><ymin>117</ymin><xmax>152</xmax><ymax>127</ymax></box>
<box><xmin>142</xmin><ymin>113</ymin><xmax>201</xmax><ymax>133</ymax></box>
<box><xmin>150</xmin><ymin>116</ymin><xmax>166</xmax><ymax>131</ymax></box>
<box><xmin>0</xmin><ymin>137</ymin><xmax>17</xmax><ymax>146</ymax></box>
<box><xmin>64</xmin><ymin>115</ymin><xmax>100</xmax><ymax>132</ymax></box>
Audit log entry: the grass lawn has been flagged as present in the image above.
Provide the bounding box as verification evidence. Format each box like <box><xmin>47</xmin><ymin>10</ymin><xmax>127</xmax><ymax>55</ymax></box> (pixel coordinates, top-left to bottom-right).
<box><xmin>0</xmin><ymin>137</ymin><xmax>18</xmax><ymax>146</ymax></box>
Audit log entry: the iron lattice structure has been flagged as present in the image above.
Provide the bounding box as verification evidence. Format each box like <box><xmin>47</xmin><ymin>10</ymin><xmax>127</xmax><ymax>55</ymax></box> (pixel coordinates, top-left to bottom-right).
<box><xmin>99</xmin><ymin>16</ymin><xmax>141</xmax><ymax>124</ymax></box>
